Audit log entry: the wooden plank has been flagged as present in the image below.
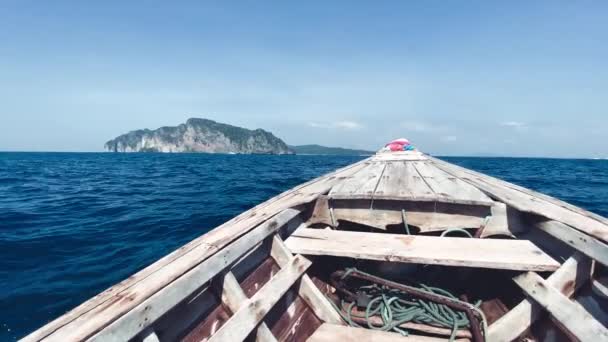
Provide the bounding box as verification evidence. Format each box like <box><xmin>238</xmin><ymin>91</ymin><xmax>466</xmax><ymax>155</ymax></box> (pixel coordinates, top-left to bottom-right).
<box><xmin>214</xmin><ymin>271</ymin><xmax>277</xmax><ymax>342</ymax></box>
<box><xmin>307</xmin><ymin>323</ymin><xmax>469</xmax><ymax>342</ymax></box>
<box><xmin>512</xmin><ymin>271</ymin><xmax>608</xmax><ymax>341</ymax></box>
<box><xmin>329</xmin><ymin>162</ymin><xmax>386</xmax><ymax>198</ymax></box>
<box><xmin>536</xmin><ymin>220</ymin><xmax>608</xmax><ymax>267</ymax></box>
<box><xmin>430</xmin><ymin>156</ymin><xmax>608</xmax><ymax>243</ymax></box>
<box><xmin>413</xmin><ymin>161</ymin><xmax>493</xmax><ymax>206</ymax></box>
<box><xmin>82</xmin><ymin>209</ymin><xmax>301</xmax><ymax>342</ymax></box>
<box><xmin>25</xmin><ymin>159</ymin><xmax>368</xmax><ymax>342</ymax></box>
<box><xmin>285</xmin><ymin>228</ymin><xmax>560</xmax><ymax>271</ymax></box>
<box><xmin>328</xmin><ymin>207</ymin><xmax>485</xmax><ymax>232</ymax></box>
<box><xmin>479</xmin><ymin>202</ymin><xmax>514</xmax><ymax>238</ymax></box>
<box><xmin>373</xmin><ymin>162</ymin><xmax>434</xmax><ymax>200</ymax></box>
<box><xmin>270</xmin><ymin>236</ymin><xmax>344</xmax><ymax>325</ymax></box>
<box><xmin>487</xmin><ymin>252</ymin><xmax>592</xmax><ymax>342</ymax></box>
<box><xmin>208</xmin><ymin>255</ymin><xmax>312</xmax><ymax>342</ymax></box>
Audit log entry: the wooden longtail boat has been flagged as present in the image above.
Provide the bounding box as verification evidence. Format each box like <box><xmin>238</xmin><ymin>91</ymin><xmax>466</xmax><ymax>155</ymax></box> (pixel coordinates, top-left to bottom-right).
<box><xmin>25</xmin><ymin>151</ymin><xmax>608</xmax><ymax>342</ymax></box>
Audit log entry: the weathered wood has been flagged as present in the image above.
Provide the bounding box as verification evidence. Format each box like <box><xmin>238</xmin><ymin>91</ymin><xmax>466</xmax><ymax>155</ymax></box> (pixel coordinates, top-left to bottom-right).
<box><xmin>83</xmin><ymin>209</ymin><xmax>301</xmax><ymax>342</ymax></box>
<box><xmin>430</xmin><ymin>156</ymin><xmax>608</xmax><ymax>243</ymax></box>
<box><xmin>208</xmin><ymin>255</ymin><xmax>312</xmax><ymax>342</ymax></box>
<box><xmin>24</xmin><ymin>160</ymin><xmax>367</xmax><ymax>342</ymax></box>
<box><xmin>479</xmin><ymin>202</ymin><xmax>511</xmax><ymax>237</ymax></box>
<box><xmin>285</xmin><ymin>228</ymin><xmax>560</xmax><ymax>271</ymax></box>
<box><xmin>412</xmin><ymin>161</ymin><xmax>493</xmax><ymax>206</ymax></box>
<box><xmin>307</xmin><ymin>323</ymin><xmax>470</xmax><ymax>342</ymax></box>
<box><xmin>484</xmin><ymin>252</ymin><xmax>594</xmax><ymax>342</ymax></box>
<box><xmin>270</xmin><ymin>235</ymin><xmax>344</xmax><ymax>325</ymax></box>
<box><xmin>513</xmin><ymin>271</ymin><xmax>608</xmax><ymax>341</ymax></box>
<box><xmin>214</xmin><ymin>271</ymin><xmax>277</xmax><ymax>342</ymax></box>
<box><xmin>536</xmin><ymin>220</ymin><xmax>608</xmax><ymax>267</ymax></box>
<box><xmin>329</xmin><ymin>162</ymin><xmax>386</xmax><ymax>198</ymax></box>
<box><xmin>373</xmin><ymin>162</ymin><xmax>435</xmax><ymax>201</ymax></box>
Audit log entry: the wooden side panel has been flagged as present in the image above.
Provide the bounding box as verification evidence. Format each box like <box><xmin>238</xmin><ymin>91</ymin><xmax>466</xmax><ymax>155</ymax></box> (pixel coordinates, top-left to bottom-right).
<box><xmin>285</xmin><ymin>228</ymin><xmax>560</xmax><ymax>271</ymax></box>
<box><xmin>513</xmin><ymin>272</ymin><xmax>608</xmax><ymax>341</ymax></box>
<box><xmin>430</xmin><ymin>156</ymin><xmax>608</xmax><ymax>243</ymax></box>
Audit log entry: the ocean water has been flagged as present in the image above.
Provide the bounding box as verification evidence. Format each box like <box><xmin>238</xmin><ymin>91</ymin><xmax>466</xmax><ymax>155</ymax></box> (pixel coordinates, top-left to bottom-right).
<box><xmin>1</xmin><ymin>153</ymin><xmax>607</xmax><ymax>340</ymax></box>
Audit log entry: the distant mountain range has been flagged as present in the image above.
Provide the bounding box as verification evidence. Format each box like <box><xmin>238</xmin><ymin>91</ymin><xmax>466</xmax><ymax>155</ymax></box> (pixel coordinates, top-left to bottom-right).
<box><xmin>105</xmin><ymin>118</ymin><xmax>374</xmax><ymax>155</ymax></box>
<box><xmin>288</xmin><ymin>144</ymin><xmax>374</xmax><ymax>156</ymax></box>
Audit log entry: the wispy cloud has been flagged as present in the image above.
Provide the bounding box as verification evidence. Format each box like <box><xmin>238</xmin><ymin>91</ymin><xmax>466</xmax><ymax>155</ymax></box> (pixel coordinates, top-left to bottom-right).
<box><xmin>400</xmin><ymin>121</ymin><xmax>447</xmax><ymax>132</ymax></box>
<box><xmin>500</xmin><ymin>121</ymin><xmax>528</xmax><ymax>132</ymax></box>
<box><xmin>307</xmin><ymin>120</ymin><xmax>363</xmax><ymax>130</ymax></box>
<box><xmin>500</xmin><ymin>121</ymin><xmax>526</xmax><ymax>128</ymax></box>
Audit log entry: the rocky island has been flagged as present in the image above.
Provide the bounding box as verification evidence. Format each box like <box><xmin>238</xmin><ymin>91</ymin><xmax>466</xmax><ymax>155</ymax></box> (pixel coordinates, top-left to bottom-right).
<box><xmin>104</xmin><ymin>118</ymin><xmax>293</xmax><ymax>154</ymax></box>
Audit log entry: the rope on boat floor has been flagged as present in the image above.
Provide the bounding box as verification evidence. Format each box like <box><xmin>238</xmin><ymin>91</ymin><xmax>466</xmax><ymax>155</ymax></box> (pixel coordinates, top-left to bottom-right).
<box><xmin>328</xmin><ymin>268</ymin><xmax>487</xmax><ymax>342</ymax></box>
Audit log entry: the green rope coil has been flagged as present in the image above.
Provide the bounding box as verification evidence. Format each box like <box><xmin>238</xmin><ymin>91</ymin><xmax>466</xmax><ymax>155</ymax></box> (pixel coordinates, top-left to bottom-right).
<box><xmin>329</xmin><ymin>269</ymin><xmax>487</xmax><ymax>342</ymax></box>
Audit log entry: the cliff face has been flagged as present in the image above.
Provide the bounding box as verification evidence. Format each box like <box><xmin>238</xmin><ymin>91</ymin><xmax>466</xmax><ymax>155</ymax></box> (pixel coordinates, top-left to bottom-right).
<box><xmin>104</xmin><ymin>118</ymin><xmax>293</xmax><ymax>154</ymax></box>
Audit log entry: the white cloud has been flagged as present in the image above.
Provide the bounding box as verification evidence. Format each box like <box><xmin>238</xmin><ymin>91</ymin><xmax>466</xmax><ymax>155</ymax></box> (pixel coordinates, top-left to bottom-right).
<box><xmin>500</xmin><ymin>121</ymin><xmax>526</xmax><ymax>128</ymax></box>
<box><xmin>400</xmin><ymin>121</ymin><xmax>446</xmax><ymax>132</ymax></box>
<box><xmin>307</xmin><ymin>120</ymin><xmax>363</xmax><ymax>130</ymax></box>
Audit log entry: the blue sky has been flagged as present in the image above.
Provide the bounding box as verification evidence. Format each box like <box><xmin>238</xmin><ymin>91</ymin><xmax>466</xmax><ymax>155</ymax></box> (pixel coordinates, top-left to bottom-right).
<box><xmin>1</xmin><ymin>1</ymin><xmax>606</xmax><ymax>157</ymax></box>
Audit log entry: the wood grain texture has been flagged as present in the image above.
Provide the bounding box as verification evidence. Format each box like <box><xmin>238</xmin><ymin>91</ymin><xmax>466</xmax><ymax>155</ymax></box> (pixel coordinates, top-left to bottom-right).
<box><xmin>536</xmin><ymin>220</ymin><xmax>608</xmax><ymax>267</ymax></box>
<box><xmin>430</xmin><ymin>156</ymin><xmax>608</xmax><ymax>243</ymax></box>
<box><xmin>286</xmin><ymin>228</ymin><xmax>560</xmax><ymax>271</ymax></box>
<box><xmin>208</xmin><ymin>255</ymin><xmax>312</xmax><ymax>342</ymax></box>
<box><xmin>513</xmin><ymin>271</ymin><xmax>608</xmax><ymax>342</ymax></box>
<box><xmin>487</xmin><ymin>252</ymin><xmax>592</xmax><ymax>342</ymax></box>
<box><xmin>84</xmin><ymin>210</ymin><xmax>301</xmax><ymax>342</ymax></box>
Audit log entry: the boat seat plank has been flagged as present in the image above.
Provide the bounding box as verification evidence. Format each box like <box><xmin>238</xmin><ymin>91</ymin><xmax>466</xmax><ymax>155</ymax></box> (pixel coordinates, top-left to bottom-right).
<box><xmin>307</xmin><ymin>323</ymin><xmax>469</xmax><ymax>342</ymax></box>
<box><xmin>412</xmin><ymin>161</ymin><xmax>493</xmax><ymax>206</ymax></box>
<box><xmin>208</xmin><ymin>255</ymin><xmax>312</xmax><ymax>342</ymax></box>
<box><xmin>513</xmin><ymin>271</ymin><xmax>608</xmax><ymax>341</ymax></box>
<box><xmin>285</xmin><ymin>228</ymin><xmax>560</xmax><ymax>271</ymax></box>
<box><xmin>487</xmin><ymin>252</ymin><xmax>592</xmax><ymax>342</ymax></box>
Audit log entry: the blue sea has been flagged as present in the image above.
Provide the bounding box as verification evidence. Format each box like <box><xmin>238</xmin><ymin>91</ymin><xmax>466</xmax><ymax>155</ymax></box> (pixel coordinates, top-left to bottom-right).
<box><xmin>1</xmin><ymin>153</ymin><xmax>607</xmax><ymax>340</ymax></box>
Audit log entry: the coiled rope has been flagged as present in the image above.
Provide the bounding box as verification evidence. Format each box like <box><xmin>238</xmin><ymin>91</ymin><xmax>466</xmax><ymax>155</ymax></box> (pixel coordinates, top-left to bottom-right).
<box><xmin>329</xmin><ymin>268</ymin><xmax>487</xmax><ymax>342</ymax></box>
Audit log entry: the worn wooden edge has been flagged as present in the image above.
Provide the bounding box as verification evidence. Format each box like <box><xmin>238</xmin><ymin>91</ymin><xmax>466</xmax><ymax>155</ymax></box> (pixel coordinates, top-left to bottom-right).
<box><xmin>512</xmin><ymin>271</ymin><xmax>608</xmax><ymax>341</ymax></box>
<box><xmin>429</xmin><ymin>156</ymin><xmax>608</xmax><ymax>243</ymax></box>
<box><xmin>487</xmin><ymin>252</ymin><xmax>592</xmax><ymax>341</ymax></box>
<box><xmin>286</xmin><ymin>228</ymin><xmax>560</xmax><ymax>272</ymax></box>
<box><xmin>308</xmin><ymin>323</ymin><xmax>470</xmax><ymax>342</ymax></box>
<box><xmin>51</xmin><ymin>209</ymin><xmax>301</xmax><ymax>341</ymax></box>
<box><xmin>536</xmin><ymin>220</ymin><xmax>608</xmax><ymax>267</ymax></box>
